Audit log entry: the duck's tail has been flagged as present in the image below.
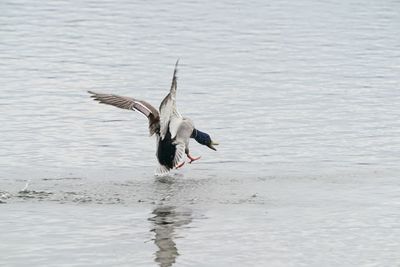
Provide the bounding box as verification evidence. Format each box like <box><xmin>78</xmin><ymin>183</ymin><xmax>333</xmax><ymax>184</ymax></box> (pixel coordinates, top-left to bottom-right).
<box><xmin>155</xmin><ymin>164</ymin><xmax>171</xmax><ymax>177</ymax></box>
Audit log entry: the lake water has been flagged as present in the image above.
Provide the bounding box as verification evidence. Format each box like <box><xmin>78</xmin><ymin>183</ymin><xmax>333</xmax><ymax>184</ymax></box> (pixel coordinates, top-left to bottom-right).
<box><xmin>1</xmin><ymin>0</ymin><xmax>399</xmax><ymax>266</ymax></box>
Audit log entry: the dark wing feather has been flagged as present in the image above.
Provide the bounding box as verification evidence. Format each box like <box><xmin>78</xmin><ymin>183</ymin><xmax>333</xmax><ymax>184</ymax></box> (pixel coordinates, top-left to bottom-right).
<box><xmin>88</xmin><ymin>91</ymin><xmax>160</xmax><ymax>136</ymax></box>
<box><xmin>159</xmin><ymin>60</ymin><xmax>181</xmax><ymax>139</ymax></box>
<box><xmin>159</xmin><ymin>59</ymin><xmax>179</xmax><ymax>111</ymax></box>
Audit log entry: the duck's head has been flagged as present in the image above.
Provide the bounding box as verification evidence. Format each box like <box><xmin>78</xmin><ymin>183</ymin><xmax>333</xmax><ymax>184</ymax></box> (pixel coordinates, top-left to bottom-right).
<box><xmin>191</xmin><ymin>129</ymin><xmax>219</xmax><ymax>151</ymax></box>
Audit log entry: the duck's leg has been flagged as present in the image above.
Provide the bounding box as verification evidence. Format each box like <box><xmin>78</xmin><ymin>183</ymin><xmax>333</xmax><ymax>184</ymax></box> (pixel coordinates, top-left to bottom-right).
<box><xmin>176</xmin><ymin>161</ymin><xmax>185</xmax><ymax>169</ymax></box>
<box><xmin>188</xmin><ymin>154</ymin><xmax>201</xmax><ymax>164</ymax></box>
<box><xmin>185</xmin><ymin>148</ymin><xmax>201</xmax><ymax>164</ymax></box>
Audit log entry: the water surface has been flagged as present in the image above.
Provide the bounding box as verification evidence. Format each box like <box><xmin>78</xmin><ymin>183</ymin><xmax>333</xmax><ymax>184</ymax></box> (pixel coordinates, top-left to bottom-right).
<box><xmin>1</xmin><ymin>0</ymin><xmax>399</xmax><ymax>266</ymax></box>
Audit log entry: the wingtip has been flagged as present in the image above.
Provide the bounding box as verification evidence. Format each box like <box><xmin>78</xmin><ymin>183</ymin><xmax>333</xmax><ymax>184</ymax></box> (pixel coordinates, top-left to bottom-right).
<box><xmin>174</xmin><ymin>59</ymin><xmax>180</xmax><ymax>73</ymax></box>
<box><xmin>173</xmin><ymin>59</ymin><xmax>179</xmax><ymax>76</ymax></box>
<box><xmin>88</xmin><ymin>91</ymin><xmax>100</xmax><ymax>101</ymax></box>
<box><xmin>169</xmin><ymin>60</ymin><xmax>179</xmax><ymax>91</ymax></box>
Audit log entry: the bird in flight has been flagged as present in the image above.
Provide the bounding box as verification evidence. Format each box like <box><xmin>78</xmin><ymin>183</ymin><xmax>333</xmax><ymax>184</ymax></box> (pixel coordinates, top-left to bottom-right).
<box><xmin>88</xmin><ymin>60</ymin><xmax>218</xmax><ymax>176</ymax></box>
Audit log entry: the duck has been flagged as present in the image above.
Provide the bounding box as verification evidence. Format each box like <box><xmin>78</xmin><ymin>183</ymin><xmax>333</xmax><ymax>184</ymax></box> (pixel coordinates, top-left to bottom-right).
<box><xmin>88</xmin><ymin>60</ymin><xmax>218</xmax><ymax>175</ymax></box>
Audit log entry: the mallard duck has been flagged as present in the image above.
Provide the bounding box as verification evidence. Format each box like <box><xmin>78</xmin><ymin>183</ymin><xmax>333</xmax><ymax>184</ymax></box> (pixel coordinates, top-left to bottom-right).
<box><xmin>88</xmin><ymin>60</ymin><xmax>218</xmax><ymax>175</ymax></box>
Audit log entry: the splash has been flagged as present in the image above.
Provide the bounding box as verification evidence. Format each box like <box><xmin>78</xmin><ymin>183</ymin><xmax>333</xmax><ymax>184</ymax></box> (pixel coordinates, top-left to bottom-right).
<box><xmin>20</xmin><ymin>180</ymin><xmax>31</xmax><ymax>193</ymax></box>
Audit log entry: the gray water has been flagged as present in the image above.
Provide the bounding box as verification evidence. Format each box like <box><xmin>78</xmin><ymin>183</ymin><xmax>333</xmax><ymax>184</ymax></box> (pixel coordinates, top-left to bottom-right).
<box><xmin>1</xmin><ymin>0</ymin><xmax>400</xmax><ymax>266</ymax></box>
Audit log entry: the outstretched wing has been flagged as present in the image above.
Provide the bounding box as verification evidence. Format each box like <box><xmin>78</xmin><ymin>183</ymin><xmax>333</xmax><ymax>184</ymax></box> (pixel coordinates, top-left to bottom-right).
<box><xmin>88</xmin><ymin>91</ymin><xmax>160</xmax><ymax>136</ymax></box>
<box><xmin>159</xmin><ymin>60</ymin><xmax>182</xmax><ymax>140</ymax></box>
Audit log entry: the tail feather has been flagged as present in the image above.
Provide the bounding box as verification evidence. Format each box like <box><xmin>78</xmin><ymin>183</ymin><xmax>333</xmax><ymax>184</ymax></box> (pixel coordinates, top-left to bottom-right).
<box><xmin>155</xmin><ymin>164</ymin><xmax>170</xmax><ymax>176</ymax></box>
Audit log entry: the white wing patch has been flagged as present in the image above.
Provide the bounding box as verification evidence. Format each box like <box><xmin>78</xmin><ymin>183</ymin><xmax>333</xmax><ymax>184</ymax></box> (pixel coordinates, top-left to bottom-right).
<box><xmin>159</xmin><ymin>99</ymin><xmax>183</xmax><ymax>140</ymax></box>
<box><xmin>168</xmin><ymin>117</ymin><xmax>183</xmax><ymax>139</ymax></box>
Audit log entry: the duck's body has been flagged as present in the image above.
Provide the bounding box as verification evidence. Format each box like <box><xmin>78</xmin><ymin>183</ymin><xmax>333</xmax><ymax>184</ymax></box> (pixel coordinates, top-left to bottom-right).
<box><xmin>89</xmin><ymin>61</ymin><xmax>217</xmax><ymax>175</ymax></box>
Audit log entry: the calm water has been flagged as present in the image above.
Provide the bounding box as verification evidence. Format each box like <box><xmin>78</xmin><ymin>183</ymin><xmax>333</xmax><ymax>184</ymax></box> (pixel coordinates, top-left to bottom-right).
<box><xmin>1</xmin><ymin>0</ymin><xmax>400</xmax><ymax>266</ymax></box>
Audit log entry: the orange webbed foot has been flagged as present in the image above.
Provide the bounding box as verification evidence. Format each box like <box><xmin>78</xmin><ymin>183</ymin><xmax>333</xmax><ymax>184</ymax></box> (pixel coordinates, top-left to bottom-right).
<box><xmin>187</xmin><ymin>154</ymin><xmax>201</xmax><ymax>164</ymax></box>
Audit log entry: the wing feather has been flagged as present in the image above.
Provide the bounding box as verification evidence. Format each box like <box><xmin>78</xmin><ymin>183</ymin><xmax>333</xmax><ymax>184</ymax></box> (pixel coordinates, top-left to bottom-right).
<box><xmin>159</xmin><ymin>60</ymin><xmax>181</xmax><ymax>140</ymax></box>
<box><xmin>88</xmin><ymin>91</ymin><xmax>160</xmax><ymax>135</ymax></box>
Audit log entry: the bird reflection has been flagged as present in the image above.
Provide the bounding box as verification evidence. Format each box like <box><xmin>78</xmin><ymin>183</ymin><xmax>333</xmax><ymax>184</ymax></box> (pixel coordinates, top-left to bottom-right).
<box><xmin>149</xmin><ymin>205</ymin><xmax>192</xmax><ymax>267</ymax></box>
